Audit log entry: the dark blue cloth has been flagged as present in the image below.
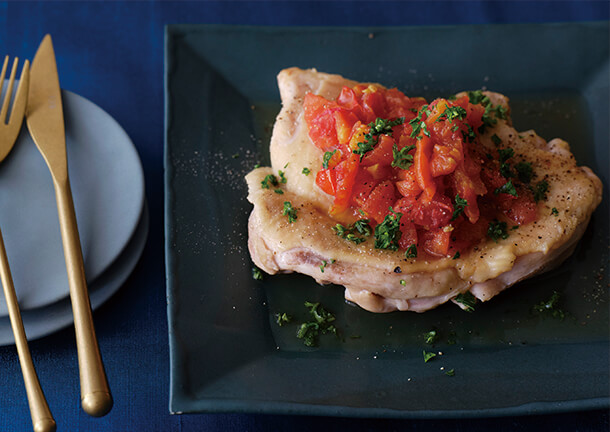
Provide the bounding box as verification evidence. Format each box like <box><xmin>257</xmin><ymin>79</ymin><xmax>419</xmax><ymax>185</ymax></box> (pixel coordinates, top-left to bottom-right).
<box><xmin>0</xmin><ymin>1</ymin><xmax>608</xmax><ymax>431</ymax></box>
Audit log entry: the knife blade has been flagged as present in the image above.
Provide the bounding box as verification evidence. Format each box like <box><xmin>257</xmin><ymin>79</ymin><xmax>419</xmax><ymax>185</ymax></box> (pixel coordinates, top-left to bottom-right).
<box><xmin>26</xmin><ymin>34</ymin><xmax>113</xmax><ymax>418</ymax></box>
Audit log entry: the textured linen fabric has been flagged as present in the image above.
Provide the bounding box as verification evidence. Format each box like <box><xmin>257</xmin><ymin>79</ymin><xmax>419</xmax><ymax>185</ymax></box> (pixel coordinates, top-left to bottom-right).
<box><xmin>0</xmin><ymin>1</ymin><xmax>608</xmax><ymax>431</ymax></box>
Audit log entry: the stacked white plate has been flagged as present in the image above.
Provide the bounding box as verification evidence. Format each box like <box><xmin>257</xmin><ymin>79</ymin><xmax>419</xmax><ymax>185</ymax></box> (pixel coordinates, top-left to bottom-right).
<box><xmin>0</xmin><ymin>89</ymin><xmax>147</xmax><ymax>345</ymax></box>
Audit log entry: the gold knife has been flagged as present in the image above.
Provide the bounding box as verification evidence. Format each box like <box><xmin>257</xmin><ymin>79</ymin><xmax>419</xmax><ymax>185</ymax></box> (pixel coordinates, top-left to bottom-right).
<box><xmin>26</xmin><ymin>34</ymin><xmax>112</xmax><ymax>417</ymax></box>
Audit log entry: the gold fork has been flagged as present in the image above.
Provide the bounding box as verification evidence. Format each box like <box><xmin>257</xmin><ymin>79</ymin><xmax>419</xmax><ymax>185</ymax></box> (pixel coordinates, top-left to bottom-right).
<box><xmin>0</xmin><ymin>56</ymin><xmax>56</xmax><ymax>432</ymax></box>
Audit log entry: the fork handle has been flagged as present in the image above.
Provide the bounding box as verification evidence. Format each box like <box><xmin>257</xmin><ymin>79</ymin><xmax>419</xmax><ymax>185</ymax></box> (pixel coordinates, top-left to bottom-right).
<box><xmin>54</xmin><ymin>177</ymin><xmax>113</xmax><ymax>417</ymax></box>
<box><xmin>0</xmin><ymin>228</ymin><xmax>56</xmax><ymax>432</ymax></box>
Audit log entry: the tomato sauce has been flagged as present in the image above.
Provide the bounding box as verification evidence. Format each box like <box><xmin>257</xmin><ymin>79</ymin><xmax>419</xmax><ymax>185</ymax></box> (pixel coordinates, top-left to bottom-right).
<box><xmin>303</xmin><ymin>85</ymin><xmax>538</xmax><ymax>257</ymax></box>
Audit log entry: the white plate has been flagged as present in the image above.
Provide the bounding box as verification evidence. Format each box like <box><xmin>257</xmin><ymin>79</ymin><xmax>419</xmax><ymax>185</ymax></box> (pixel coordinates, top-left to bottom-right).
<box><xmin>0</xmin><ymin>202</ymin><xmax>148</xmax><ymax>345</ymax></box>
<box><xmin>0</xmin><ymin>88</ymin><xmax>145</xmax><ymax>314</ymax></box>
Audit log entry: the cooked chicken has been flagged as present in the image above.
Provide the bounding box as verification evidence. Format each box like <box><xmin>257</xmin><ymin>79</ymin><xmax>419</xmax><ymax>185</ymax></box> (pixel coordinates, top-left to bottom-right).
<box><xmin>246</xmin><ymin>68</ymin><xmax>602</xmax><ymax>313</ymax></box>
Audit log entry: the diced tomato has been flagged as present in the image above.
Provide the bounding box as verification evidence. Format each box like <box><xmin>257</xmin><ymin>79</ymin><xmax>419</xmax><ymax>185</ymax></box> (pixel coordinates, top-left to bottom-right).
<box><xmin>430</xmin><ymin>145</ymin><xmax>460</xmax><ymax>177</ymax></box>
<box><xmin>414</xmin><ymin>136</ymin><xmax>437</xmax><ymax>201</ymax></box>
<box><xmin>315</xmin><ymin>168</ymin><xmax>336</xmax><ymax>195</ymax></box>
<box><xmin>362</xmin><ymin>88</ymin><xmax>387</xmax><ymax>121</ymax></box>
<box><xmin>498</xmin><ymin>192</ymin><xmax>538</xmax><ymax>225</ymax></box>
<box><xmin>413</xmin><ymin>193</ymin><xmax>453</xmax><ymax>229</ymax></box>
<box><xmin>330</xmin><ymin>153</ymin><xmax>360</xmax><ymax>215</ymax></box>
<box><xmin>351</xmin><ymin>169</ymin><xmax>378</xmax><ymax>208</ymax></box>
<box><xmin>360</xmin><ymin>180</ymin><xmax>396</xmax><ymax>223</ymax></box>
<box><xmin>334</xmin><ymin>110</ymin><xmax>359</xmax><ymax>146</ymax></box>
<box><xmin>361</xmin><ymin>134</ymin><xmax>395</xmax><ymax>166</ymax></box>
<box><xmin>393</xmin><ymin>196</ymin><xmax>418</xmax><ymax>223</ymax></box>
<box><xmin>421</xmin><ymin>228</ymin><xmax>452</xmax><ymax>257</ymax></box>
<box><xmin>398</xmin><ymin>221</ymin><xmax>418</xmax><ymax>250</ymax></box>
<box><xmin>304</xmin><ymin>93</ymin><xmax>339</xmax><ymax>151</ymax></box>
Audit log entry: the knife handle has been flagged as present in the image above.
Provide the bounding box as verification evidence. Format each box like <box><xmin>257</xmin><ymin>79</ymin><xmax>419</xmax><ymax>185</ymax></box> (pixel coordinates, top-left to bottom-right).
<box><xmin>54</xmin><ymin>178</ymin><xmax>113</xmax><ymax>417</ymax></box>
<box><xmin>0</xmin><ymin>228</ymin><xmax>57</xmax><ymax>432</ymax></box>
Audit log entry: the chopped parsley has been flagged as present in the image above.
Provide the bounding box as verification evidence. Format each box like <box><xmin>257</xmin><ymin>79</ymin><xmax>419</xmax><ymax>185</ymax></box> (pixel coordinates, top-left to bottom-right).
<box><xmin>532</xmin><ymin>180</ymin><xmax>549</xmax><ymax>202</ymax></box>
<box><xmin>319</xmin><ymin>260</ymin><xmax>329</xmax><ymax>273</ymax></box>
<box><xmin>261</xmin><ymin>174</ymin><xmax>279</xmax><ymax>189</ymax></box>
<box><xmin>353</xmin><ymin>117</ymin><xmax>404</xmax><ymax>161</ymax></box>
<box><xmin>374</xmin><ymin>209</ymin><xmax>402</xmax><ymax>251</ymax></box>
<box><xmin>551</xmin><ymin>207</ymin><xmax>559</xmax><ymax>216</ymax></box>
<box><xmin>498</xmin><ymin>147</ymin><xmax>514</xmax><ymax>163</ymax></box>
<box><xmin>278</xmin><ymin>170</ymin><xmax>287</xmax><ymax>184</ymax></box>
<box><xmin>302</xmin><ymin>167</ymin><xmax>311</xmax><ymax>175</ymax></box>
<box><xmin>451</xmin><ymin>193</ymin><xmax>468</xmax><ymax>221</ymax></box>
<box><xmin>424</xmin><ymin>330</ymin><xmax>438</xmax><ymax>345</ymax></box>
<box><xmin>532</xmin><ymin>290</ymin><xmax>566</xmax><ymax>320</ymax></box>
<box><xmin>452</xmin><ymin>251</ymin><xmax>461</xmax><ymax>260</ymax></box>
<box><xmin>391</xmin><ymin>143</ymin><xmax>416</xmax><ymax>170</ymax></box>
<box><xmin>491</xmin><ymin>134</ymin><xmax>502</xmax><ymax>146</ymax></box>
<box><xmin>251</xmin><ymin>266</ymin><xmax>263</xmax><ymax>280</ymax></box>
<box><xmin>333</xmin><ymin>219</ymin><xmax>372</xmax><ymax>244</ymax></box>
<box><xmin>445</xmin><ymin>369</ymin><xmax>456</xmax><ymax>377</ymax></box>
<box><xmin>487</xmin><ymin>220</ymin><xmax>509</xmax><ymax>242</ymax></box>
<box><xmin>405</xmin><ymin>244</ymin><xmax>417</xmax><ymax>258</ymax></box>
<box><xmin>322</xmin><ymin>150</ymin><xmax>337</xmax><ymax>169</ymax></box>
<box><xmin>455</xmin><ymin>291</ymin><xmax>476</xmax><ymax>312</ymax></box>
<box><xmin>423</xmin><ymin>350</ymin><xmax>437</xmax><ymax>363</ymax></box>
<box><xmin>405</xmin><ymin>244</ymin><xmax>418</xmax><ymax>259</ymax></box>
<box><xmin>436</xmin><ymin>106</ymin><xmax>467</xmax><ymax>123</ymax></box>
<box><xmin>276</xmin><ymin>312</ymin><xmax>292</xmax><ymax>326</ymax></box>
<box><xmin>467</xmin><ymin>90</ymin><xmax>506</xmax><ymax>133</ymax></box>
<box><xmin>274</xmin><ymin>188</ymin><xmax>284</xmax><ymax>195</ymax></box>
<box><xmin>282</xmin><ymin>201</ymin><xmax>298</xmax><ymax>223</ymax></box>
<box><xmin>494</xmin><ymin>179</ymin><xmax>518</xmax><ymax>197</ymax></box>
<box><xmin>515</xmin><ymin>161</ymin><xmax>533</xmax><ymax>183</ymax></box>
<box><xmin>296</xmin><ymin>301</ymin><xmax>338</xmax><ymax>347</ymax></box>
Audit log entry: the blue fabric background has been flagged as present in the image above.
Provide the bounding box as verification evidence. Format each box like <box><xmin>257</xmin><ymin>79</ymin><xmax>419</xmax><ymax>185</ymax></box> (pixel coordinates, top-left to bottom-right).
<box><xmin>0</xmin><ymin>1</ymin><xmax>608</xmax><ymax>431</ymax></box>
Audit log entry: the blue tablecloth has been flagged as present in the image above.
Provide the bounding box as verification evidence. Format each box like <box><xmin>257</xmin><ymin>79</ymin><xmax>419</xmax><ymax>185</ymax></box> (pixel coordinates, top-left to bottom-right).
<box><xmin>0</xmin><ymin>1</ymin><xmax>608</xmax><ymax>431</ymax></box>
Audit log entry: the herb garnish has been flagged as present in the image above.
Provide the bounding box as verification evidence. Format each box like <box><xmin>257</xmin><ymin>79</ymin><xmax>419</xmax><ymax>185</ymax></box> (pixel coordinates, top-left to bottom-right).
<box><xmin>296</xmin><ymin>302</ymin><xmax>338</xmax><ymax>347</ymax></box>
<box><xmin>391</xmin><ymin>143</ymin><xmax>416</xmax><ymax>170</ymax></box>
<box><xmin>514</xmin><ymin>161</ymin><xmax>533</xmax><ymax>183</ymax></box>
<box><xmin>409</xmin><ymin>106</ymin><xmax>431</xmax><ymax>140</ymax></box>
<box><xmin>454</xmin><ymin>291</ymin><xmax>476</xmax><ymax>312</ymax></box>
<box><xmin>424</xmin><ymin>330</ymin><xmax>438</xmax><ymax>345</ymax></box>
<box><xmin>494</xmin><ymin>179</ymin><xmax>518</xmax><ymax>197</ymax></box>
<box><xmin>278</xmin><ymin>170</ymin><xmax>287</xmax><ymax>184</ymax></box>
<box><xmin>282</xmin><ymin>201</ymin><xmax>298</xmax><ymax>223</ymax></box>
<box><xmin>333</xmin><ymin>219</ymin><xmax>372</xmax><ymax>244</ymax></box>
<box><xmin>261</xmin><ymin>174</ymin><xmax>279</xmax><ymax>189</ymax></box>
<box><xmin>445</xmin><ymin>369</ymin><xmax>456</xmax><ymax>377</ymax></box>
<box><xmin>532</xmin><ymin>180</ymin><xmax>549</xmax><ymax>202</ymax></box>
<box><xmin>423</xmin><ymin>350</ymin><xmax>437</xmax><ymax>363</ymax></box>
<box><xmin>302</xmin><ymin>167</ymin><xmax>311</xmax><ymax>176</ymax></box>
<box><xmin>322</xmin><ymin>150</ymin><xmax>337</xmax><ymax>169</ymax></box>
<box><xmin>532</xmin><ymin>290</ymin><xmax>566</xmax><ymax>320</ymax></box>
<box><xmin>491</xmin><ymin>134</ymin><xmax>502</xmax><ymax>146</ymax></box>
<box><xmin>467</xmin><ymin>90</ymin><xmax>506</xmax><ymax>133</ymax></box>
<box><xmin>436</xmin><ymin>106</ymin><xmax>467</xmax><ymax>123</ymax></box>
<box><xmin>452</xmin><ymin>251</ymin><xmax>461</xmax><ymax>260</ymax></box>
<box><xmin>274</xmin><ymin>189</ymin><xmax>284</xmax><ymax>195</ymax></box>
<box><xmin>252</xmin><ymin>266</ymin><xmax>263</xmax><ymax>280</ymax></box>
<box><xmin>353</xmin><ymin>117</ymin><xmax>404</xmax><ymax>161</ymax></box>
<box><xmin>498</xmin><ymin>147</ymin><xmax>514</xmax><ymax>163</ymax></box>
<box><xmin>551</xmin><ymin>207</ymin><xmax>559</xmax><ymax>216</ymax></box>
<box><xmin>487</xmin><ymin>220</ymin><xmax>509</xmax><ymax>242</ymax></box>
<box><xmin>405</xmin><ymin>244</ymin><xmax>418</xmax><ymax>259</ymax></box>
<box><xmin>451</xmin><ymin>193</ymin><xmax>468</xmax><ymax>221</ymax></box>
<box><xmin>276</xmin><ymin>313</ymin><xmax>292</xmax><ymax>326</ymax></box>
<box><xmin>374</xmin><ymin>209</ymin><xmax>403</xmax><ymax>251</ymax></box>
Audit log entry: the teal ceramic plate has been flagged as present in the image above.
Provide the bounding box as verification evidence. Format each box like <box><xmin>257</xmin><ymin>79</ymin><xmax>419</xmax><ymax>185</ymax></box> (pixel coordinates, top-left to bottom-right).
<box><xmin>165</xmin><ymin>23</ymin><xmax>609</xmax><ymax>418</ymax></box>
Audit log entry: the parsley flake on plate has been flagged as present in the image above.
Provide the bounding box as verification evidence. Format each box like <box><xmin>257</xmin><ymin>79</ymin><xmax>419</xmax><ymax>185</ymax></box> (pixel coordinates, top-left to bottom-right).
<box><xmin>282</xmin><ymin>201</ymin><xmax>297</xmax><ymax>223</ymax></box>
<box><xmin>374</xmin><ymin>209</ymin><xmax>402</xmax><ymax>251</ymax></box>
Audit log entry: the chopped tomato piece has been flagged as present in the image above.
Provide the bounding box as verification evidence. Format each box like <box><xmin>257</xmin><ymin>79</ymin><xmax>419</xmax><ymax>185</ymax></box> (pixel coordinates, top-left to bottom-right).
<box><xmin>414</xmin><ymin>136</ymin><xmax>437</xmax><ymax>201</ymax></box>
<box><xmin>360</xmin><ymin>180</ymin><xmax>396</xmax><ymax>223</ymax></box>
<box><xmin>315</xmin><ymin>168</ymin><xmax>336</xmax><ymax>195</ymax></box>
<box><xmin>413</xmin><ymin>193</ymin><xmax>453</xmax><ymax>229</ymax></box>
<box><xmin>421</xmin><ymin>228</ymin><xmax>452</xmax><ymax>257</ymax></box>
<box><xmin>330</xmin><ymin>152</ymin><xmax>360</xmax><ymax>215</ymax></box>
<box><xmin>399</xmin><ymin>221</ymin><xmax>418</xmax><ymax>250</ymax></box>
<box><xmin>361</xmin><ymin>134</ymin><xmax>395</xmax><ymax>166</ymax></box>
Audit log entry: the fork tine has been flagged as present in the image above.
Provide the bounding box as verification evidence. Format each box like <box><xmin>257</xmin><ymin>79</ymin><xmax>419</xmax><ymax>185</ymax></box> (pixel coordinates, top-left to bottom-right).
<box><xmin>0</xmin><ymin>56</ymin><xmax>8</xmax><ymax>90</ymax></box>
<box><xmin>0</xmin><ymin>57</ymin><xmax>18</xmax><ymax>124</ymax></box>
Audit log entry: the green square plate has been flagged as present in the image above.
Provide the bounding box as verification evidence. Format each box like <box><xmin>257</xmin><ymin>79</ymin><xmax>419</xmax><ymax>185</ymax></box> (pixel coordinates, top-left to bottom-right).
<box><xmin>165</xmin><ymin>23</ymin><xmax>609</xmax><ymax>417</ymax></box>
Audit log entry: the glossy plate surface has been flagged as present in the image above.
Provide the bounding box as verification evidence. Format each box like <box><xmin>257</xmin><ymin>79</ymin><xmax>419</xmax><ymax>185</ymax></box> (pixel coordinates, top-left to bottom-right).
<box><xmin>0</xmin><ymin>87</ymin><xmax>145</xmax><ymax>314</ymax></box>
<box><xmin>165</xmin><ymin>23</ymin><xmax>609</xmax><ymax>417</ymax></box>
